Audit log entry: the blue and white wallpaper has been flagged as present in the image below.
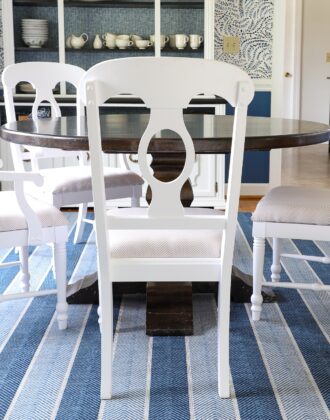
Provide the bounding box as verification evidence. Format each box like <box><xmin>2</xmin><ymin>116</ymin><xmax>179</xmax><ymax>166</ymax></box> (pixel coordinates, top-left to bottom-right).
<box><xmin>214</xmin><ymin>0</ymin><xmax>274</xmax><ymax>79</ymax></box>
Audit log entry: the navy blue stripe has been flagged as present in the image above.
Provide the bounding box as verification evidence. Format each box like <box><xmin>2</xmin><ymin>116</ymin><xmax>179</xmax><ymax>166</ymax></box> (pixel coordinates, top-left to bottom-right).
<box><xmin>293</xmin><ymin>239</ymin><xmax>330</xmax><ymax>285</ymax></box>
<box><xmin>0</xmin><ymin>220</ymin><xmax>93</xmax><ymax>417</ymax></box>
<box><xmin>0</xmin><ymin>246</ymin><xmax>35</xmax><ymax>293</ymax></box>
<box><xmin>55</xmin><ymin>297</ymin><xmax>121</xmax><ymax>420</ymax></box>
<box><xmin>149</xmin><ymin>337</ymin><xmax>190</xmax><ymax>420</ymax></box>
<box><xmin>239</xmin><ymin>213</ymin><xmax>330</xmax><ymax>408</ymax></box>
<box><xmin>230</xmin><ymin>303</ymin><xmax>282</xmax><ymax>420</ymax></box>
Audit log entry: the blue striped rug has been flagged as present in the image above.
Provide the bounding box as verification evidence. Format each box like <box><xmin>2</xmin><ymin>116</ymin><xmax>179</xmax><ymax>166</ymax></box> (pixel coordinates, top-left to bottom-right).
<box><xmin>0</xmin><ymin>213</ymin><xmax>329</xmax><ymax>420</ymax></box>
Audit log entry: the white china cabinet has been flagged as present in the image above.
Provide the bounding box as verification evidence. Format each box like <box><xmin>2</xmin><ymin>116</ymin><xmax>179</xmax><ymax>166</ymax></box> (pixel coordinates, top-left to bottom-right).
<box><xmin>1</xmin><ymin>0</ymin><xmax>226</xmax><ymax>208</ymax></box>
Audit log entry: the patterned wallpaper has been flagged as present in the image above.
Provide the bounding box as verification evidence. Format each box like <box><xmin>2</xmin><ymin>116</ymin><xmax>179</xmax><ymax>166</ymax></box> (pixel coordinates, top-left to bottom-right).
<box><xmin>214</xmin><ymin>0</ymin><xmax>274</xmax><ymax>79</ymax></box>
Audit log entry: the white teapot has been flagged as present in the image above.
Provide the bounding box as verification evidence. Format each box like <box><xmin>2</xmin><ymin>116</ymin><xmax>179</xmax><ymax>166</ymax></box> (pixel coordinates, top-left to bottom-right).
<box><xmin>69</xmin><ymin>33</ymin><xmax>88</xmax><ymax>49</ymax></box>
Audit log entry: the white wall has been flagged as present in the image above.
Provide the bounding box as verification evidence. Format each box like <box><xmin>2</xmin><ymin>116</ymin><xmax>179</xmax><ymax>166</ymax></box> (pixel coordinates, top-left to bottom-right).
<box><xmin>300</xmin><ymin>0</ymin><xmax>330</xmax><ymax>124</ymax></box>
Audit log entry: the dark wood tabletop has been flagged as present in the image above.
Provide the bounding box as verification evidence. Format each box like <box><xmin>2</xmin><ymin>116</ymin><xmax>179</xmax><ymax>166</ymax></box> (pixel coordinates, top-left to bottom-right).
<box><xmin>1</xmin><ymin>114</ymin><xmax>329</xmax><ymax>154</ymax></box>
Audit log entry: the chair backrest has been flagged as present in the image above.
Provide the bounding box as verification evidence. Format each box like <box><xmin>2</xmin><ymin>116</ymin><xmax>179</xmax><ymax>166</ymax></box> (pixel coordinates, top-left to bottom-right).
<box><xmin>2</xmin><ymin>62</ymin><xmax>85</xmax><ymax>171</ymax></box>
<box><xmin>82</xmin><ymin>57</ymin><xmax>254</xmax><ymax>231</ymax></box>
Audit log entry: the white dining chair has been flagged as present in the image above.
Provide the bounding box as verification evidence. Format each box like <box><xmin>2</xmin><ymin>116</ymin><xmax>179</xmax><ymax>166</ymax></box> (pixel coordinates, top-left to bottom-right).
<box><xmin>251</xmin><ymin>185</ymin><xmax>330</xmax><ymax>321</ymax></box>
<box><xmin>81</xmin><ymin>56</ymin><xmax>254</xmax><ymax>399</ymax></box>
<box><xmin>2</xmin><ymin>62</ymin><xmax>143</xmax><ymax>244</ymax></box>
<box><xmin>0</xmin><ymin>160</ymin><xmax>68</xmax><ymax>330</ymax></box>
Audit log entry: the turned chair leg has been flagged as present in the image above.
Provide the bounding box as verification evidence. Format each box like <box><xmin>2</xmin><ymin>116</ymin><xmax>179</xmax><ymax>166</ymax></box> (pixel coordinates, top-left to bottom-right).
<box><xmin>271</xmin><ymin>237</ymin><xmax>282</xmax><ymax>282</ymax></box>
<box><xmin>19</xmin><ymin>246</ymin><xmax>30</xmax><ymax>293</ymax></box>
<box><xmin>251</xmin><ymin>237</ymin><xmax>265</xmax><ymax>321</ymax></box>
<box><xmin>53</xmin><ymin>242</ymin><xmax>68</xmax><ymax>330</ymax></box>
<box><xmin>74</xmin><ymin>202</ymin><xmax>88</xmax><ymax>244</ymax></box>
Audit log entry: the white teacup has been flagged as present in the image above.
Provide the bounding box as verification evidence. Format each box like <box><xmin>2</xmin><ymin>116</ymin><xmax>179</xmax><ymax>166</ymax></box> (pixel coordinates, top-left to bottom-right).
<box><xmin>103</xmin><ymin>32</ymin><xmax>116</xmax><ymax>49</ymax></box>
<box><xmin>149</xmin><ymin>34</ymin><xmax>169</xmax><ymax>49</ymax></box>
<box><xmin>135</xmin><ymin>39</ymin><xmax>152</xmax><ymax>50</ymax></box>
<box><xmin>189</xmin><ymin>34</ymin><xmax>203</xmax><ymax>50</ymax></box>
<box><xmin>174</xmin><ymin>34</ymin><xmax>189</xmax><ymax>50</ymax></box>
<box><xmin>117</xmin><ymin>34</ymin><xmax>130</xmax><ymax>40</ymax></box>
<box><xmin>131</xmin><ymin>34</ymin><xmax>143</xmax><ymax>44</ymax></box>
<box><xmin>115</xmin><ymin>38</ymin><xmax>133</xmax><ymax>49</ymax></box>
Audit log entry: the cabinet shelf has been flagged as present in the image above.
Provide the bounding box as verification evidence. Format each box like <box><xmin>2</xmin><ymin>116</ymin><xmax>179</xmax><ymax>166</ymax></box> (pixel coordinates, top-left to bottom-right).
<box><xmin>65</xmin><ymin>46</ymin><xmax>203</xmax><ymax>53</ymax></box>
<box><xmin>16</xmin><ymin>47</ymin><xmax>58</xmax><ymax>52</ymax></box>
<box><xmin>14</xmin><ymin>0</ymin><xmax>204</xmax><ymax>9</ymax></box>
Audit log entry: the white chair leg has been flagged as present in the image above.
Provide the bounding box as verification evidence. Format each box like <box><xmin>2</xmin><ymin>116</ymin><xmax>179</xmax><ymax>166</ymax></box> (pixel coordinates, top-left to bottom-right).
<box><xmin>18</xmin><ymin>246</ymin><xmax>30</xmax><ymax>292</ymax></box>
<box><xmin>218</xmin><ymin>257</ymin><xmax>232</xmax><ymax>399</ymax></box>
<box><xmin>251</xmin><ymin>237</ymin><xmax>265</xmax><ymax>321</ymax></box>
<box><xmin>271</xmin><ymin>237</ymin><xmax>282</xmax><ymax>282</ymax></box>
<box><xmin>53</xmin><ymin>242</ymin><xmax>68</xmax><ymax>330</ymax></box>
<box><xmin>73</xmin><ymin>203</ymin><xmax>88</xmax><ymax>244</ymax></box>
<box><xmin>99</xmin><ymin>276</ymin><xmax>113</xmax><ymax>399</ymax></box>
<box><xmin>131</xmin><ymin>185</ymin><xmax>141</xmax><ymax>208</ymax></box>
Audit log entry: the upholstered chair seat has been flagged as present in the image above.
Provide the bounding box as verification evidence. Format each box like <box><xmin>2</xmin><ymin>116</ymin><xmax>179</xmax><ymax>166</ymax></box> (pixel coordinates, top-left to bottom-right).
<box><xmin>108</xmin><ymin>208</ymin><xmax>223</xmax><ymax>258</ymax></box>
<box><xmin>25</xmin><ymin>166</ymin><xmax>144</xmax><ymax>207</ymax></box>
<box><xmin>0</xmin><ymin>191</ymin><xmax>68</xmax><ymax>231</ymax></box>
<box><xmin>252</xmin><ymin>186</ymin><xmax>330</xmax><ymax>225</ymax></box>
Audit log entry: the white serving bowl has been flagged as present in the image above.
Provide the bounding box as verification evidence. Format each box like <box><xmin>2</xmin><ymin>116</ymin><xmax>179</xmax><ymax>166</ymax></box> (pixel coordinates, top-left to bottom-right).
<box><xmin>22</xmin><ymin>36</ymin><xmax>48</xmax><ymax>48</ymax></box>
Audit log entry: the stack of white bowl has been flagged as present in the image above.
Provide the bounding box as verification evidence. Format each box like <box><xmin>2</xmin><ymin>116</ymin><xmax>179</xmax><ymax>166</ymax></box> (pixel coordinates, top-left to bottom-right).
<box><xmin>22</xmin><ymin>19</ymin><xmax>48</xmax><ymax>48</ymax></box>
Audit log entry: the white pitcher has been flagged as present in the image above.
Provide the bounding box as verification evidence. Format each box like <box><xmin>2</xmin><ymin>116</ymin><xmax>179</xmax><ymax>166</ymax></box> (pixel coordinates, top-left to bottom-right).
<box><xmin>70</xmin><ymin>33</ymin><xmax>88</xmax><ymax>49</ymax></box>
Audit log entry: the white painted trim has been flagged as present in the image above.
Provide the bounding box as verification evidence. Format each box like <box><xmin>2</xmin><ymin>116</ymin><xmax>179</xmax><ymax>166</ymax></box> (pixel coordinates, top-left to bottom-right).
<box><xmin>2</xmin><ymin>1</ymin><xmax>15</xmax><ymax>67</ymax></box>
<box><xmin>204</xmin><ymin>0</ymin><xmax>215</xmax><ymax>60</ymax></box>
<box><xmin>253</xmin><ymin>80</ymin><xmax>272</xmax><ymax>92</ymax></box>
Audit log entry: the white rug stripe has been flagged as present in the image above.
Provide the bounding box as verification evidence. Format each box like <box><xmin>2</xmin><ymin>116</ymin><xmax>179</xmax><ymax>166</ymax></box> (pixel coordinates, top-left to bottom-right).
<box><xmin>101</xmin><ymin>295</ymin><xmax>150</xmax><ymax>420</ymax></box>
<box><xmin>143</xmin><ymin>337</ymin><xmax>153</xmax><ymax>420</ymax></box>
<box><xmin>0</xmin><ymin>248</ymin><xmax>13</xmax><ymax>263</ymax></box>
<box><xmin>187</xmin><ymin>294</ymin><xmax>238</xmax><ymax>420</ymax></box>
<box><xmin>185</xmin><ymin>336</ymin><xmax>196</xmax><ymax>420</ymax></box>
<box><xmin>276</xmin><ymin>238</ymin><xmax>330</xmax><ymax>343</ymax></box>
<box><xmin>237</xmin><ymin>226</ymin><xmax>330</xmax><ymax>419</ymax></box>
<box><xmin>246</xmin><ymin>303</ymin><xmax>330</xmax><ymax>419</ymax></box>
<box><xmin>5</xmin><ymin>304</ymin><xmax>92</xmax><ymax>420</ymax></box>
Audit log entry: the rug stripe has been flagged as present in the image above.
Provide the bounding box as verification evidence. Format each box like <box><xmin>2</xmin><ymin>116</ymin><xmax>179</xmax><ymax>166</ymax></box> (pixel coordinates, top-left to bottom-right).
<box><xmin>238</xmin><ymin>213</ymin><xmax>330</xmax><ymax>410</ymax></box>
<box><xmin>293</xmin><ymin>239</ymin><xmax>330</xmax><ymax>286</ymax></box>
<box><xmin>55</xmin><ymin>297</ymin><xmax>121</xmax><ymax>420</ymax></box>
<box><xmin>5</xmin><ymin>306</ymin><xmax>92</xmax><ymax>420</ymax></box>
<box><xmin>149</xmin><ymin>337</ymin><xmax>190</xmax><ymax>419</ymax></box>
<box><xmin>186</xmin><ymin>294</ymin><xmax>238</xmax><ymax>419</ymax></box>
<box><xmin>278</xmin><ymin>239</ymin><xmax>330</xmax><ymax>342</ymax></box>
<box><xmin>102</xmin><ymin>295</ymin><xmax>151</xmax><ymax>420</ymax></box>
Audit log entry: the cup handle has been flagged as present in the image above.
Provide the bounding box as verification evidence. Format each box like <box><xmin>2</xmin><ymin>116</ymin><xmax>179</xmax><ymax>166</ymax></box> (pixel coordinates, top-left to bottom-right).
<box><xmin>185</xmin><ymin>36</ymin><xmax>189</xmax><ymax>43</ymax></box>
<box><xmin>102</xmin><ymin>34</ymin><xmax>106</xmax><ymax>40</ymax></box>
<box><xmin>147</xmin><ymin>41</ymin><xmax>152</xmax><ymax>47</ymax></box>
<box><xmin>128</xmin><ymin>41</ymin><xmax>133</xmax><ymax>47</ymax></box>
<box><xmin>199</xmin><ymin>36</ymin><xmax>204</xmax><ymax>43</ymax></box>
<box><xmin>165</xmin><ymin>36</ymin><xmax>169</xmax><ymax>43</ymax></box>
<box><xmin>82</xmin><ymin>33</ymin><xmax>88</xmax><ymax>42</ymax></box>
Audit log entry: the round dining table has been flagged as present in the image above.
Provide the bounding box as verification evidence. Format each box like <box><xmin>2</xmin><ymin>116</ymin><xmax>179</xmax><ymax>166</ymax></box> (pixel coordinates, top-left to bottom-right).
<box><xmin>1</xmin><ymin>114</ymin><xmax>329</xmax><ymax>336</ymax></box>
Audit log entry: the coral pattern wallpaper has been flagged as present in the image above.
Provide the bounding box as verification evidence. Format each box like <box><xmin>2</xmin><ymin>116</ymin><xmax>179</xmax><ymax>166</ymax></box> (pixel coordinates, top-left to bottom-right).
<box><xmin>214</xmin><ymin>0</ymin><xmax>274</xmax><ymax>79</ymax></box>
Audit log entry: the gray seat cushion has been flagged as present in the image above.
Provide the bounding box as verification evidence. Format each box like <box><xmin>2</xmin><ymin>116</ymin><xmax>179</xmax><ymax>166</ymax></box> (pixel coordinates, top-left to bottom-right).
<box><xmin>252</xmin><ymin>186</ymin><xmax>330</xmax><ymax>225</ymax></box>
